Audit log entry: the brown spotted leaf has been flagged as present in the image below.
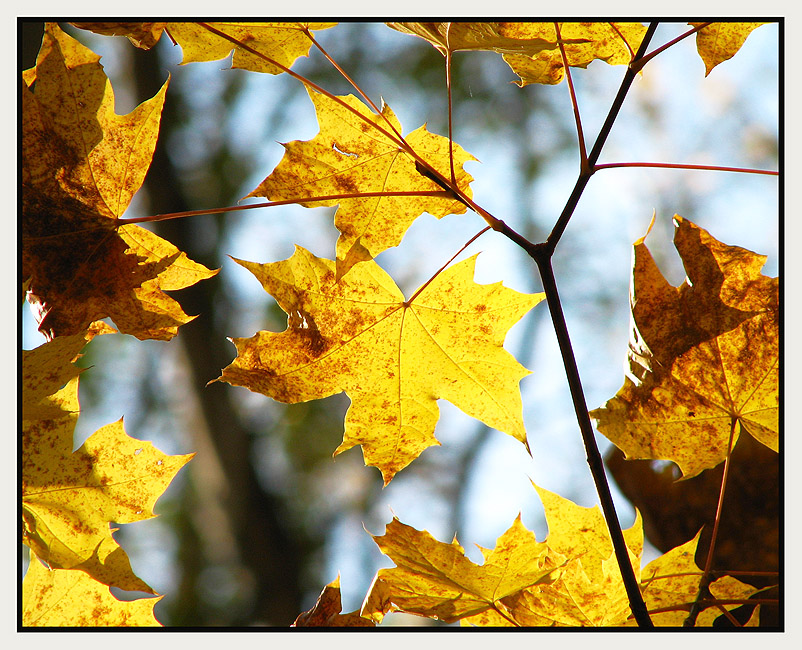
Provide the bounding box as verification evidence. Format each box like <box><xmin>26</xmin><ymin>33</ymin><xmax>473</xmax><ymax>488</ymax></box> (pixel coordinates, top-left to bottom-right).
<box><xmin>389</xmin><ymin>22</ymin><xmax>646</xmax><ymax>86</ymax></box>
<box><xmin>361</xmin><ymin>515</ymin><xmax>558</xmax><ymax>624</ymax></box>
<box><xmin>22</xmin><ymin>363</ymin><xmax>193</xmax><ymax>592</ymax></box>
<box><xmin>591</xmin><ymin>216</ymin><xmax>778</xmax><ymax>478</ymax></box>
<box><xmin>22</xmin><ymin>22</ymin><xmax>216</xmax><ymax>340</ymax></box>
<box><xmin>690</xmin><ymin>22</ymin><xmax>767</xmax><ymax>76</ymax></box>
<box><xmin>247</xmin><ymin>86</ymin><xmax>476</xmax><ymax>279</ymax></box>
<box><xmin>23</xmin><ymin>553</ymin><xmax>162</xmax><ymax>627</ymax></box>
<box><xmin>215</xmin><ymin>247</ymin><xmax>542</xmax><ymax>484</ymax></box>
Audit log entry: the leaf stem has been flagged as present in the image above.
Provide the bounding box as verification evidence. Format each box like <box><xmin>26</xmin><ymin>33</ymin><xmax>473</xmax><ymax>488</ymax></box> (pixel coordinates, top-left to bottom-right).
<box><xmin>544</xmin><ymin>22</ymin><xmax>659</xmax><ymax>254</ymax></box>
<box><xmin>303</xmin><ymin>26</ymin><xmax>408</xmax><ymax>146</ymax></box>
<box><xmin>554</xmin><ymin>22</ymin><xmax>588</xmax><ymax>165</ymax></box>
<box><xmin>683</xmin><ymin>416</ymin><xmax>738</xmax><ymax>627</ymax></box>
<box><xmin>532</xmin><ymin>255</ymin><xmax>653</xmax><ymax>628</ymax></box>
<box><xmin>116</xmin><ymin>191</ymin><xmax>452</xmax><ymax>225</ymax></box>
<box><xmin>445</xmin><ymin>49</ymin><xmax>457</xmax><ymax>186</ymax></box>
<box><xmin>196</xmin><ymin>23</ymin><xmax>413</xmax><ymax>155</ymax></box>
<box><xmin>595</xmin><ymin>161</ymin><xmax>778</xmax><ymax>176</ymax></box>
<box><xmin>405</xmin><ymin>226</ymin><xmax>491</xmax><ymax>305</ymax></box>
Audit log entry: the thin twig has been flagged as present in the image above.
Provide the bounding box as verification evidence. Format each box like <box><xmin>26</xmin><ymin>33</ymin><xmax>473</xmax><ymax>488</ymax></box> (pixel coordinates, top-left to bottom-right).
<box><xmin>116</xmin><ymin>191</ymin><xmax>452</xmax><ymax>225</ymax></box>
<box><xmin>303</xmin><ymin>26</ymin><xmax>407</xmax><ymax>146</ymax></box>
<box><xmin>405</xmin><ymin>226</ymin><xmax>491</xmax><ymax>305</ymax></box>
<box><xmin>632</xmin><ymin>22</ymin><xmax>712</xmax><ymax>72</ymax></box>
<box><xmin>595</xmin><ymin>161</ymin><xmax>778</xmax><ymax>176</ymax></box>
<box><xmin>554</xmin><ymin>22</ymin><xmax>588</xmax><ymax>165</ymax></box>
<box><xmin>515</xmin><ymin>22</ymin><xmax>661</xmax><ymax>629</ymax></box>
<box><xmin>445</xmin><ymin>49</ymin><xmax>457</xmax><ymax>186</ymax></box>
<box><xmin>544</xmin><ymin>22</ymin><xmax>660</xmax><ymax>254</ymax></box>
<box><xmin>684</xmin><ymin>417</ymin><xmax>738</xmax><ymax>627</ymax></box>
<box><xmin>533</xmin><ymin>255</ymin><xmax>653</xmax><ymax>628</ymax></box>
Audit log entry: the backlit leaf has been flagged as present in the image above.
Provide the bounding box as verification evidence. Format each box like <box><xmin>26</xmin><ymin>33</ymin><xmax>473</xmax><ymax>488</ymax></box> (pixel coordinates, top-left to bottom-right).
<box><xmin>389</xmin><ymin>22</ymin><xmax>645</xmax><ymax>86</ymax></box>
<box><xmin>503</xmin><ymin>22</ymin><xmax>646</xmax><ymax>86</ymax></box>
<box><xmin>387</xmin><ymin>22</ymin><xmax>563</xmax><ymax>56</ymax></box>
<box><xmin>293</xmin><ymin>576</ymin><xmax>375</xmax><ymax>627</ymax></box>
<box><xmin>462</xmin><ymin>484</ymin><xmax>754</xmax><ymax>627</ymax></box>
<box><xmin>70</xmin><ymin>22</ymin><xmax>167</xmax><ymax>49</ymax></box>
<box><xmin>360</xmin><ymin>516</ymin><xmax>558</xmax><ymax>624</ymax></box>
<box><xmin>248</xmin><ymin>86</ymin><xmax>475</xmax><ymax>279</ymax></box>
<box><xmin>634</xmin><ymin>533</ymin><xmax>760</xmax><ymax>626</ymax></box>
<box><xmin>215</xmin><ymin>247</ymin><xmax>542</xmax><ymax>484</ymax></box>
<box><xmin>22</xmin><ymin>23</ymin><xmax>217</xmax><ymax>340</ymax></box>
<box><xmin>22</xmin><ymin>372</ymin><xmax>193</xmax><ymax>592</ymax></box>
<box><xmin>591</xmin><ymin>216</ymin><xmax>778</xmax><ymax>478</ymax></box>
<box><xmin>690</xmin><ymin>22</ymin><xmax>767</xmax><ymax>76</ymax></box>
<box><xmin>22</xmin><ymin>554</ymin><xmax>162</xmax><ymax>627</ymax></box>
<box><xmin>21</xmin><ymin>322</ymin><xmax>114</xmax><ymax>421</ymax></box>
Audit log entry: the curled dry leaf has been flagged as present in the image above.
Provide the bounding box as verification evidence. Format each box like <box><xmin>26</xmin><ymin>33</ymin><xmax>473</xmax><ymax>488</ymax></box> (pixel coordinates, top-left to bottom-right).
<box><xmin>22</xmin><ymin>23</ymin><xmax>216</xmax><ymax>341</ymax></box>
<box><xmin>591</xmin><ymin>216</ymin><xmax>778</xmax><ymax>478</ymax></box>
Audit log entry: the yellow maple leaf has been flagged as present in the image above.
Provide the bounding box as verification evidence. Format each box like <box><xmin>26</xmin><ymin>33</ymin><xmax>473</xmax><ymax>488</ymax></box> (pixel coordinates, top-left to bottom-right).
<box><xmin>471</xmin><ymin>484</ymin><xmax>642</xmax><ymax>626</ymax></box>
<box><xmin>360</xmin><ymin>515</ymin><xmax>559</xmax><ymax>624</ymax></box>
<box><xmin>293</xmin><ymin>576</ymin><xmax>375</xmax><ymax>627</ymax></box>
<box><xmin>635</xmin><ymin>533</ymin><xmax>760</xmax><ymax>627</ymax></box>
<box><xmin>389</xmin><ymin>22</ymin><xmax>645</xmax><ymax>86</ymax></box>
<box><xmin>22</xmin><ymin>23</ymin><xmax>217</xmax><ymax>340</ymax></box>
<box><xmin>504</xmin><ymin>22</ymin><xmax>647</xmax><ymax>86</ymax></box>
<box><xmin>247</xmin><ymin>86</ymin><xmax>476</xmax><ymax>279</ymax></box>
<box><xmin>215</xmin><ymin>247</ymin><xmax>541</xmax><ymax>484</ymax></box>
<box><xmin>21</xmin><ymin>322</ymin><xmax>113</xmax><ymax>421</ymax></box>
<box><xmin>165</xmin><ymin>22</ymin><xmax>336</xmax><ymax>74</ymax></box>
<box><xmin>22</xmin><ymin>553</ymin><xmax>162</xmax><ymax>627</ymax></box>
<box><xmin>22</xmin><ymin>368</ymin><xmax>193</xmax><ymax>592</ymax></box>
<box><xmin>590</xmin><ymin>216</ymin><xmax>778</xmax><ymax>478</ymax></box>
<box><xmin>465</xmin><ymin>485</ymin><xmax>756</xmax><ymax>627</ymax></box>
<box><xmin>690</xmin><ymin>22</ymin><xmax>767</xmax><ymax>76</ymax></box>
<box><xmin>387</xmin><ymin>22</ymin><xmax>564</xmax><ymax>56</ymax></box>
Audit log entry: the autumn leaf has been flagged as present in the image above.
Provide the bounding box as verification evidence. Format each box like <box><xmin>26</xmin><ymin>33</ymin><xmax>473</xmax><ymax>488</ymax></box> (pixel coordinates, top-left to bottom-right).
<box><xmin>389</xmin><ymin>22</ymin><xmax>646</xmax><ymax>86</ymax></box>
<box><xmin>23</xmin><ymin>553</ymin><xmax>162</xmax><ymax>627</ymax></box>
<box><xmin>21</xmin><ymin>321</ymin><xmax>114</xmax><ymax>421</ymax></box>
<box><xmin>636</xmin><ymin>533</ymin><xmax>759</xmax><ymax>627</ymax></box>
<box><xmin>247</xmin><ymin>86</ymin><xmax>475</xmax><ymax>279</ymax></box>
<box><xmin>70</xmin><ymin>22</ymin><xmax>167</xmax><ymax>49</ymax></box>
<box><xmin>470</xmin><ymin>483</ymin><xmax>643</xmax><ymax>626</ymax></box>
<box><xmin>22</xmin><ymin>368</ymin><xmax>194</xmax><ymax>592</ymax></box>
<box><xmin>590</xmin><ymin>216</ymin><xmax>778</xmax><ymax>478</ymax></box>
<box><xmin>22</xmin><ymin>22</ymin><xmax>217</xmax><ymax>340</ymax></box>
<box><xmin>360</xmin><ymin>516</ymin><xmax>559</xmax><ymax>624</ymax></box>
<box><xmin>293</xmin><ymin>576</ymin><xmax>375</xmax><ymax>627</ymax></box>
<box><xmin>690</xmin><ymin>22</ymin><xmax>767</xmax><ymax>76</ymax></box>
<box><xmin>503</xmin><ymin>22</ymin><xmax>646</xmax><ymax>86</ymax></box>
<box><xmin>387</xmin><ymin>22</ymin><xmax>565</xmax><ymax>56</ymax></box>
<box><xmin>165</xmin><ymin>22</ymin><xmax>336</xmax><ymax>75</ymax></box>
<box><xmin>457</xmin><ymin>485</ymin><xmax>754</xmax><ymax>627</ymax></box>
<box><xmin>215</xmin><ymin>247</ymin><xmax>542</xmax><ymax>484</ymax></box>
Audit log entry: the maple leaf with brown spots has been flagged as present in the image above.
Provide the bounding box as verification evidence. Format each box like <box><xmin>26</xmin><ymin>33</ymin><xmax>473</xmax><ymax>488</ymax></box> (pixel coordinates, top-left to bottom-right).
<box><xmin>22</xmin><ymin>22</ymin><xmax>216</xmax><ymax>341</ymax></box>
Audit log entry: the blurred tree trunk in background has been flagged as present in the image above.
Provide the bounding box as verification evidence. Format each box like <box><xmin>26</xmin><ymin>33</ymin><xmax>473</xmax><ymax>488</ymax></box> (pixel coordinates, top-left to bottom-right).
<box><xmin>128</xmin><ymin>42</ymin><xmax>315</xmax><ymax>626</ymax></box>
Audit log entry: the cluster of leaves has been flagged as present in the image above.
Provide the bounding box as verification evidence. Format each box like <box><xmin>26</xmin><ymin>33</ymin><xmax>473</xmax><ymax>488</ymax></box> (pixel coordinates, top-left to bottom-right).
<box><xmin>21</xmin><ymin>21</ymin><xmax>777</xmax><ymax>627</ymax></box>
